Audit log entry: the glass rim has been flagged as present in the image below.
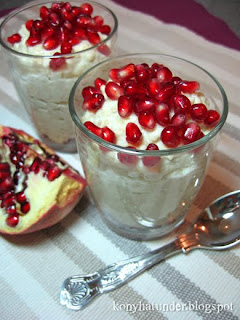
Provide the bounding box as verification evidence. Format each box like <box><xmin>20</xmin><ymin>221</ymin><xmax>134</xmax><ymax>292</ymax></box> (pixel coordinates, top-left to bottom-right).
<box><xmin>69</xmin><ymin>53</ymin><xmax>229</xmax><ymax>157</ymax></box>
<box><xmin>0</xmin><ymin>0</ymin><xmax>118</xmax><ymax>59</ymax></box>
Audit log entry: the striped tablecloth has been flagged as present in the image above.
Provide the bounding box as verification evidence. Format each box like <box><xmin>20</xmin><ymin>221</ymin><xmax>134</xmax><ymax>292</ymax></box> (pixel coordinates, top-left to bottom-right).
<box><xmin>0</xmin><ymin>1</ymin><xmax>239</xmax><ymax>319</ymax></box>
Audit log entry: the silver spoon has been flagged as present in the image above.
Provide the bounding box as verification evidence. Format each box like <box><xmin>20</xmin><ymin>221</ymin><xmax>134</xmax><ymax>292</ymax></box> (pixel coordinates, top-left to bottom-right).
<box><xmin>60</xmin><ymin>190</ymin><xmax>240</xmax><ymax>311</ymax></box>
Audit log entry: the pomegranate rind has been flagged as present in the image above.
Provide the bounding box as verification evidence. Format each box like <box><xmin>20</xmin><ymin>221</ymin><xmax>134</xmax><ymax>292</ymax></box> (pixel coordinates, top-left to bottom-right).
<box><xmin>0</xmin><ymin>125</ymin><xmax>86</xmax><ymax>235</ymax></box>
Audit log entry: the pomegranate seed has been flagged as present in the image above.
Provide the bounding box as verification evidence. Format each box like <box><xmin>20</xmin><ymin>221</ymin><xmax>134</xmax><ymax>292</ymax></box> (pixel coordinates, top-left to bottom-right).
<box><xmin>59</xmin><ymin>27</ymin><xmax>70</xmax><ymax>42</ymax></box>
<box><xmin>0</xmin><ymin>177</ymin><xmax>14</xmax><ymax>192</ymax></box>
<box><xmin>30</xmin><ymin>157</ymin><xmax>42</xmax><ymax>174</ymax></box>
<box><xmin>126</xmin><ymin>122</ymin><xmax>142</xmax><ymax>144</ymax></box>
<box><xmin>155</xmin><ymin>103</ymin><xmax>170</xmax><ymax>126</ymax></box>
<box><xmin>138</xmin><ymin>112</ymin><xmax>156</xmax><ymax>129</ymax></box>
<box><xmin>82</xmin><ymin>93</ymin><xmax>105</xmax><ymax>111</ymax></box>
<box><xmin>71</xmin><ymin>6</ymin><xmax>84</xmax><ymax>17</ymax></box>
<box><xmin>94</xmin><ymin>78</ymin><xmax>106</xmax><ymax>89</ymax></box>
<box><xmin>47</xmin><ymin>166</ymin><xmax>62</xmax><ymax>181</ymax></box>
<box><xmin>69</xmin><ymin>37</ymin><xmax>81</xmax><ymax>46</ymax></box>
<box><xmin>102</xmin><ymin>127</ymin><xmax>116</xmax><ymax>143</ymax></box>
<box><xmin>48</xmin><ymin>12</ymin><xmax>61</xmax><ymax>26</ymax></box>
<box><xmin>161</xmin><ymin>126</ymin><xmax>180</xmax><ymax>148</ymax></box>
<box><xmin>26</xmin><ymin>35</ymin><xmax>41</xmax><ymax>46</ymax></box>
<box><xmin>0</xmin><ymin>171</ymin><xmax>10</xmax><ymax>180</ymax></box>
<box><xmin>49</xmin><ymin>53</ymin><xmax>66</xmax><ymax>71</ymax></box>
<box><xmin>135</xmin><ymin>64</ymin><xmax>150</xmax><ymax>83</ymax></box>
<box><xmin>43</xmin><ymin>36</ymin><xmax>59</xmax><ymax>50</ymax></box>
<box><xmin>51</xmin><ymin>2</ymin><xmax>63</xmax><ymax>12</ymax></box>
<box><xmin>142</xmin><ymin>143</ymin><xmax>161</xmax><ymax>167</ymax></box>
<box><xmin>105</xmin><ymin>82</ymin><xmax>123</xmax><ymax>100</ymax></box>
<box><xmin>117</xmin><ymin>64</ymin><xmax>135</xmax><ymax>82</ymax></box>
<box><xmin>109</xmin><ymin>68</ymin><xmax>119</xmax><ymax>82</ymax></box>
<box><xmin>16</xmin><ymin>191</ymin><xmax>27</xmax><ymax>204</ymax></box>
<box><xmin>21</xmin><ymin>201</ymin><xmax>30</xmax><ymax>214</ymax></box>
<box><xmin>6</xmin><ymin>204</ymin><xmax>16</xmax><ymax>215</ymax></box>
<box><xmin>171</xmin><ymin>76</ymin><xmax>182</xmax><ymax>85</ymax></box>
<box><xmin>25</xmin><ymin>19</ymin><xmax>33</xmax><ymax>31</ymax></box>
<box><xmin>0</xmin><ymin>163</ymin><xmax>10</xmax><ymax>172</ymax></box>
<box><xmin>84</xmin><ymin>121</ymin><xmax>102</xmax><ymax>137</ymax></box>
<box><xmin>73</xmin><ymin>27</ymin><xmax>87</xmax><ymax>40</ymax></box>
<box><xmin>170</xmin><ymin>94</ymin><xmax>191</xmax><ymax>113</ymax></box>
<box><xmin>40</xmin><ymin>6</ymin><xmax>50</xmax><ymax>19</ymax></box>
<box><xmin>117</xmin><ymin>147</ymin><xmax>138</xmax><ymax>166</ymax></box>
<box><xmin>146</xmin><ymin>78</ymin><xmax>162</xmax><ymax>96</ymax></box>
<box><xmin>87</xmin><ymin>30</ymin><xmax>100</xmax><ymax>45</ymax></box>
<box><xmin>63</xmin><ymin>20</ymin><xmax>73</xmax><ymax>30</ymax></box>
<box><xmin>179</xmin><ymin>80</ymin><xmax>200</xmax><ymax>93</ymax></box>
<box><xmin>61</xmin><ymin>8</ymin><xmax>73</xmax><ymax>21</ymax></box>
<box><xmin>94</xmin><ymin>15</ymin><xmax>104</xmax><ymax>26</ymax></box>
<box><xmin>151</xmin><ymin>63</ymin><xmax>163</xmax><ymax>76</ymax></box>
<box><xmin>155</xmin><ymin>82</ymin><xmax>175</xmax><ymax>102</ymax></box>
<box><xmin>156</xmin><ymin>67</ymin><xmax>172</xmax><ymax>84</ymax></box>
<box><xmin>76</xmin><ymin>15</ymin><xmax>94</xmax><ymax>28</ymax></box>
<box><xmin>171</xmin><ymin>112</ymin><xmax>186</xmax><ymax>128</ymax></box>
<box><xmin>99</xmin><ymin>25</ymin><xmax>111</xmax><ymax>35</ymax></box>
<box><xmin>81</xmin><ymin>3</ymin><xmax>93</xmax><ymax>15</ymax></box>
<box><xmin>7</xmin><ymin>33</ymin><xmax>21</xmax><ymax>44</ymax></box>
<box><xmin>3</xmin><ymin>196</ymin><xmax>15</xmax><ymax>207</ymax></box>
<box><xmin>118</xmin><ymin>95</ymin><xmax>134</xmax><ymax>118</ymax></box>
<box><xmin>134</xmin><ymin>98</ymin><xmax>155</xmax><ymax>114</ymax></box>
<box><xmin>41</xmin><ymin>27</ymin><xmax>55</xmax><ymax>41</ymax></box>
<box><xmin>32</xmin><ymin>20</ymin><xmax>45</xmax><ymax>31</ymax></box>
<box><xmin>60</xmin><ymin>41</ymin><xmax>72</xmax><ymax>54</ymax></box>
<box><xmin>204</xmin><ymin>110</ymin><xmax>220</xmax><ymax>126</ymax></box>
<box><xmin>6</xmin><ymin>213</ymin><xmax>19</xmax><ymax>227</ymax></box>
<box><xmin>82</xmin><ymin>86</ymin><xmax>100</xmax><ymax>99</ymax></box>
<box><xmin>182</xmin><ymin>122</ymin><xmax>201</xmax><ymax>144</ymax></box>
<box><xmin>190</xmin><ymin>103</ymin><xmax>208</xmax><ymax>121</ymax></box>
<box><xmin>124</xmin><ymin>82</ymin><xmax>147</xmax><ymax>98</ymax></box>
<box><xmin>97</xmin><ymin>44</ymin><xmax>111</xmax><ymax>56</ymax></box>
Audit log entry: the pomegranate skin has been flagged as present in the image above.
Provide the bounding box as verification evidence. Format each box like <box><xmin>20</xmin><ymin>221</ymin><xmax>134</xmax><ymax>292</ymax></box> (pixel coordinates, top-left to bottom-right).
<box><xmin>0</xmin><ymin>125</ymin><xmax>86</xmax><ymax>235</ymax></box>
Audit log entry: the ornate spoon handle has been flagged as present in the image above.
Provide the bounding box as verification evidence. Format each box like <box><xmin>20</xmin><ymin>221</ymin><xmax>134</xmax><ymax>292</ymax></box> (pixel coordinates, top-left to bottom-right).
<box><xmin>60</xmin><ymin>238</ymin><xmax>188</xmax><ymax>310</ymax></box>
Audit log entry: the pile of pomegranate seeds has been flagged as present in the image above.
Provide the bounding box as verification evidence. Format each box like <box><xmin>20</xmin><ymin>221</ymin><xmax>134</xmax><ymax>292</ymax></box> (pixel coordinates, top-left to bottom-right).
<box><xmin>82</xmin><ymin>62</ymin><xmax>220</xmax><ymax>165</ymax></box>
<box><xmin>0</xmin><ymin>132</ymin><xmax>65</xmax><ymax>227</ymax></box>
<box><xmin>7</xmin><ymin>2</ymin><xmax>112</xmax><ymax>70</ymax></box>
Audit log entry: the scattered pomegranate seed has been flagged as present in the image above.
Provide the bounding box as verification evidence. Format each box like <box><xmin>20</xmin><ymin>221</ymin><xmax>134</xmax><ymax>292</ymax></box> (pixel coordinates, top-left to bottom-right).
<box><xmin>161</xmin><ymin>126</ymin><xmax>180</xmax><ymax>148</ymax></box>
<box><xmin>170</xmin><ymin>94</ymin><xmax>191</xmax><ymax>113</ymax></box>
<box><xmin>117</xmin><ymin>63</ymin><xmax>135</xmax><ymax>82</ymax></box>
<box><xmin>171</xmin><ymin>112</ymin><xmax>186</xmax><ymax>128</ymax></box>
<box><xmin>146</xmin><ymin>78</ymin><xmax>162</xmax><ymax>96</ymax></box>
<box><xmin>84</xmin><ymin>121</ymin><xmax>102</xmax><ymax>137</ymax></box>
<box><xmin>182</xmin><ymin>122</ymin><xmax>201</xmax><ymax>144</ymax></box>
<box><xmin>87</xmin><ymin>30</ymin><xmax>101</xmax><ymax>45</ymax></box>
<box><xmin>6</xmin><ymin>213</ymin><xmax>19</xmax><ymax>227</ymax></box>
<box><xmin>97</xmin><ymin>44</ymin><xmax>111</xmax><ymax>56</ymax></box>
<box><xmin>190</xmin><ymin>103</ymin><xmax>208</xmax><ymax>121</ymax></box>
<box><xmin>156</xmin><ymin>66</ymin><xmax>172</xmax><ymax>84</ymax></box>
<box><xmin>94</xmin><ymin>78</ymin><xmax>106</xmax><ymax>89</ymax></box>
<box><xmin>204</xmin><ymin>110</ymin><xmax>220</xmax><ymax>126</ymax></box>
<box><xmin>94</xmin><ymin>15</ymin><xmax>104</xmax><ymax>26</ymax></box>
<box><xmin>117</xmin><ymin>147</ymin><xmax>138</xmax><ymax>166</ymax></box>
<box><xmin>41</xmin><ymin>26</ymin><xmax>55</xmax><ymax>41</ymax></box>
<box><xmin>26</xmin><ymin>35</ymin><xmax>41</xmax><ymax>46</ymax></box>
<box><xmin>134</xmin><ymin>98</ymin><xmax>155</xmax><ymax>114</ymax></box>
<box><xmin>7</xmin><ymin>33</ymin><xmax>21</xmax><ymax>44</ymax></box>
<box><xmin>151</xmin><ymin>63</ymin><xmax>163</xmax><ymax>76</ymax></box>
<box><xmin>81</xmin><ymin>3</ymin><xmax>93</xmax><ymax>15</ymax></box>
<box><xmin>102</xmin><ymin>127</ymin><xmax>116</xmax><ymax>143</ymax></box>
<box><xmin>43</xmin><ymin>36</ymin><xmax>59</xmax><ymax>50</ymax></box>
<box><xmin>155</xmin><ymin>82</ymin><xmax>175</xmax><ymax>102</ymax></box>
<box><xmin>126</xmin><ymin>122</ymin><xmax>142</xmax><ymax>144</ymax></box>
<box><xmin>138</xmin><ymin>112</ymin><xmax>156</xmax><ymax>129</ymax></box>
<box><xmin>49</xmin><ymin>53</ymin><xmax>66</xmax><ymax>71</ymax></box>
<box><xmin>179</xmin><ymin>80</ymin><xmax>200</xmax><ymax>93</ymax></box>
<box><xmin>60</xmin><ymin>41</ymin><xmax>72</xmax><ymax>54</ymax></box>
<box><xmin>40</xmin><ymin>6</ymin><xmax>50</xmax><ymax>19</ymax></box>
<box><xmin>105</xmin><ymin>82</ymin><xmax>123</xmax><ymax>100</ymax></box>
<box><xmin>99</xmin><ymin>25</ymin><xmax>111</xmax><ymax>35</ymax></box>
<box><xmin>155</xmin><ymin>103</ymin><xmax>170</xmax><ymax>126</ymax></box>
<box><xmin>16</xmin><ymin>191</ymin><xmax>27</xmax><ymax>204</ymax></box>
<box><xmin>124</xmin><ymin>82</ymin><xmax>147</xmax><ymax>98</ymax></box>
<box><xmin>25</xmin><ymin>19</ymin><xmax>34</xmax><ymax>31</ymax></box>
<box><xmin>142</xmin><ymin>143</ymin><xmax>161</xmax><ymax>167</ymax></box>
<box><xmin>82</xmin><ymin>93</ymin><xmax>105</xmax><ymax>111</ymax></box>
<box><xmin>82</xmin><ymin>86</ymin><xmax>100</xmax><ymax>98</ymax></box>
<box><xmin>135</xmin><ymin>64</ymin><xmax>151</xmax><ymax>83</ymax></box>
<box><xmin>109</xmin><ymin>68</ymin><xmax>119</xmax><ymax>82</ymax></box>
<box><xmin>118</xmin><ymin>95</ymin><xmax>134</xmax><ymax>118</ymax></box>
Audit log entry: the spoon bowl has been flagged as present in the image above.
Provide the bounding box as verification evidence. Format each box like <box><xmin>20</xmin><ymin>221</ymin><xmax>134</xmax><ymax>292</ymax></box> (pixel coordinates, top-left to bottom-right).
<box><xmin>194</xmin><ymin>190</ymin><xmax>240</xmax><ymax>249</ymax></box>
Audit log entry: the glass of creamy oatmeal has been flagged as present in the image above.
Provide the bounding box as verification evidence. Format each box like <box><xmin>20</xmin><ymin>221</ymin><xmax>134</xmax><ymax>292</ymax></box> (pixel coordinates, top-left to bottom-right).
<box><xmin>69</xmin><ymin>53</ymin><xmax>228</xmax><ymax>240</ymax></box>
<box><xmin>0</xmin><ymin>0</ymin><xmax>118</xmax><ymax>152</ymax></box>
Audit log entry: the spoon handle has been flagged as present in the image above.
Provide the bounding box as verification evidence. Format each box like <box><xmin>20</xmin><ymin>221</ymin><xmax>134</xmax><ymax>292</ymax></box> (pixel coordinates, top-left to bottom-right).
<box><xmin>60</xmin><ymin>239</ymin><xmax>183</xmax><ymax>310</ymax></box>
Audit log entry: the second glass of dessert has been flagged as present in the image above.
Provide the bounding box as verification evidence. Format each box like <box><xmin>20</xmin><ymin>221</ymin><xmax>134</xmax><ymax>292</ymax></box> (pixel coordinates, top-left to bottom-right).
<box><xmin>0</xmin><ymin>0</ymin><xmax>118</xmax><ymax>152</ymax></box>
<box><xmin>70</xmin><ymin>53</ymin><xmax>228</xmax><ymax>240</ymax></box>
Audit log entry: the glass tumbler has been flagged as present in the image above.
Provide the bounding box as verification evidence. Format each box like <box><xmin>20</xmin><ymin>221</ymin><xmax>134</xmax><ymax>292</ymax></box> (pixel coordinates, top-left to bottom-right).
<box><xmin>69</xmin><ymin>53</ymin><xmax>228</xmax><ymax>240</ymax></box>
<box><xmin>0</xmin><ymin>0</ymin><xmax>118</xmax><ymax>152</ymax></box>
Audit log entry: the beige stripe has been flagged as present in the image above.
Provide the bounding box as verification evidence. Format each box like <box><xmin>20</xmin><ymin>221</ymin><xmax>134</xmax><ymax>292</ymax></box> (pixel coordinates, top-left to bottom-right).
<box><xmin>212</xmin><ymin>151</ymin><xmax>240</xmax><ymax>178</ymax></box>
<box><xmin>0</xmin><ymin>275</ymin><xmax>38</xmax><ymax>320</ymax></box>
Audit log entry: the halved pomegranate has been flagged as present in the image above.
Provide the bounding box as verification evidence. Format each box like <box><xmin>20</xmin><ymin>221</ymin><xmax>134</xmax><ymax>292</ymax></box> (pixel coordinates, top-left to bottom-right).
<box><xmin>0</xmin><ymin>125</ymin><xmax>86</xmax><ymax>235</ymax></box>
